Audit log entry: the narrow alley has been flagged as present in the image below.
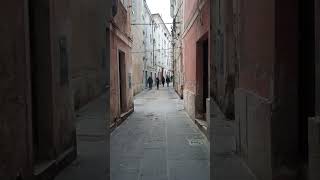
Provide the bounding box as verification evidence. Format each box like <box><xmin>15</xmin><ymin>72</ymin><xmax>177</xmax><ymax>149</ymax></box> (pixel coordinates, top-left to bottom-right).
<box><xmin>3</xmin><ymin>0</ymin><xmax>320</xmax><ymax>180</ymax></box>
<box><xmin>111</xmin><ymin>85</ymin><xmax>209</xmax><ymax>180</ymax></box>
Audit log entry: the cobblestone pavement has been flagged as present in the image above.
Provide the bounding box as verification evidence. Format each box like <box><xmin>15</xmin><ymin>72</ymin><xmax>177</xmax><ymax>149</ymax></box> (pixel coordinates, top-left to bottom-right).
<box><xmin>111</xmin><ymin>85</ymin><xmax>210</xmax><ymax>180</ymax></box>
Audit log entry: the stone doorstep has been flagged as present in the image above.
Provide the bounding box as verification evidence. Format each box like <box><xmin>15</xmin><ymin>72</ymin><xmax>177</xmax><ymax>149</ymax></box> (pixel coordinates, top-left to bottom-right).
<box><xmin>33</xmin><ymin>146</ymin><xmax>77</xmax><ymax>180</ymax></box>
<box><xmin>110</xmin><ymin>108</ymin><xmax>135</xmax><ymax>133</ymax></box>
<box><xmin>195</xmin><ymin>118</ymin><xmax>208</xmax><ymax>138</ymax></box>
<box><xmin>119</xmin><ymin>108</ymin><xmax>134</xmax><ymax>125</ymax></box>
<box><xmin>110</xmin><ymin>122</ymin><xmax>116</xmax><ymax>132</ymax></box>
<box><xmin>174</xmin><ymin>89</ymin><xmax>183</xmax><ymax>99</ymax></box>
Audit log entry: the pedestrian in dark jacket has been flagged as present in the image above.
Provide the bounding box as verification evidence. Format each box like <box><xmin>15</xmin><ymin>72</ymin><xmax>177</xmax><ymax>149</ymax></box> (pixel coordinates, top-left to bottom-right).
<box><xmin>166</xmin><ymin>76</ymin><xmax>170</xmax><ymax>87</ymax></box>
<box><xmin>156</xmin><ymin>77</ymin><xmax>160</xmax><ymax>90</ymax></box>
<box><xmin>162</xmin><ymin>76</ymin><xmax>165</xmax><ymax>87</ymax></box>
<box><xmin>148</xmin><ymin>76</ymin><xmax>153</xmax><ymax>89</ymax></box>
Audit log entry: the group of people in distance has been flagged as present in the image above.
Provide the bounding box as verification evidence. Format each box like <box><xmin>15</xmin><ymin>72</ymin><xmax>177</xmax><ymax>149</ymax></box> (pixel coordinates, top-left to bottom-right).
<box><xmin>147</xmin><ymin>75</ymin><xmax>171</xmax><ymax>90</ymax></box>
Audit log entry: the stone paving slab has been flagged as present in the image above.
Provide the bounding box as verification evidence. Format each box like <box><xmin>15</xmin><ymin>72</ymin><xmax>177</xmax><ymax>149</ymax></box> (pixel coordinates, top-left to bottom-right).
<box><xmin>55</xmin><ymin>140</ymin><xmax>108</xmax><ymax>180</ymax></box>
<box><xmin>212</xmin><ymin>153</ymin><xmax>256</xmax><ymax>180</ymax></box>
<box><xmin>111</xmin><ymin>86</ymin><xmax>209</xmax><ymax>180</ymax></box>
<box><xmin>140</xmin><ymin>148</ymin><xmax>167</xmax><ymax>177</ymax></box>
<box><xmin>55</xmin><ymin>86</ymin><xmax>256</xmax><ymax>180</ymax></box>
<box><xmin>210</xmin><ymin>98</ymin><xmax>257</xmax><ymax>180</ymax></box>
<box><xmin>55</xmin><ymin>95</ymin><xmax>108</xmax><ymax>180</ymax></box>
<box><xmin>168</xmin><ymin>160</ymin><xmax>209</xmax><ymax>180</ymax></box>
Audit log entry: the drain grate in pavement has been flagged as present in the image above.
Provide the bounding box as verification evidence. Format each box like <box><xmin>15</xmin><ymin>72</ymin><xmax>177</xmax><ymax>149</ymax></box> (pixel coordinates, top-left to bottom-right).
<box><xmin>187</xmin><ymin>138</ymin><xmax>204</xmax><ymax>146</ymax></box>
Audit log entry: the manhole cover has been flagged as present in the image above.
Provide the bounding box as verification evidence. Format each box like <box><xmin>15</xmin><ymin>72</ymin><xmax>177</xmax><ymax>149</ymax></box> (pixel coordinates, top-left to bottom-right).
<box><xmin>187</xmin><ymin>138</ymin><xmax>204</xmax><ymax>146</ymax></box>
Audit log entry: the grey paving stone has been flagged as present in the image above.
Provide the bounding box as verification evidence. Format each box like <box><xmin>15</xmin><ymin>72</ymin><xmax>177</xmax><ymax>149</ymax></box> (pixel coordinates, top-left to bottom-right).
<box><xmin>140</xmin><ymin>175</ymin><xmax>168</xmax><ymax>180</ymax></box>
<box><xmin>111</xmin><ymin>87</ymin><xmax>209</xmax><ymax>180</ymax></box>
<box><xmin>55</xmin><ymin>96</ymin><xmax>108</xmax><ymax>180</ymax></box>
<box><xmin>140</xmin><ymin>148</ymin><xmax>167</xmax><ymax>177</ymax></box>
<box><xmin>168</xmin><ymin>160</ymin><xmax>209</xmax><ymax>180</ymax></box>
<box><xmin>111</xmin><ymin>170</ymin><xmax>139</xmax><ymax>180</ymax></box>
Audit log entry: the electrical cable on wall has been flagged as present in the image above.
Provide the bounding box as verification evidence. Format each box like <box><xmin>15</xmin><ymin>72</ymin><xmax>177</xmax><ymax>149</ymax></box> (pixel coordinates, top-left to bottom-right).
<box><xmin>131</xmin><ymin>22</ymin><xmax>181</xmax><ymax>26</ymax></box>
<box><xmin>132</xmin><ymin>47</ymin><xmax>182</xmax><ymax>54</ymax></box>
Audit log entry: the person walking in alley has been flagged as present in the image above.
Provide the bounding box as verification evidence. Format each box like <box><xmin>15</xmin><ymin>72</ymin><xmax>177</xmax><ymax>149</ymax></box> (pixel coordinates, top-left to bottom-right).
<box><xmin>148</xmin><ymin>76</ymin><xmax>153</xmax><ymax>90</ymax></box>
<box><xmin>156</xmin><ymin>77</ymin><xmax>160</xmax><ymax>90</ymax></box>
<box><xmin>166</xmin><ymin>76</ymin><xmax>170</xmax><ymax>87</ymax></box>
<box><xmin>162</xmin><ymin>76</ymin><xmax>165</xmax><ymax>87</ymax></box>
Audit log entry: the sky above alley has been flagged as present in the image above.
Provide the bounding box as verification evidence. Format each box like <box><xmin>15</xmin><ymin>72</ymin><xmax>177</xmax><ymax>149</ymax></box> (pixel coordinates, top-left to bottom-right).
<box><xmin>146</xmin><ymin>0</ymin><xmax>173</xmax><ymax>30</ymax></box>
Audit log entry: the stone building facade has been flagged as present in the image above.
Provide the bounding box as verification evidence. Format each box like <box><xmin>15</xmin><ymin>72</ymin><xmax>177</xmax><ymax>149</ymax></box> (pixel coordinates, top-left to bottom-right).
<box><xmin>181</xmin><ymin>0</ymin><xmax>210</xmax><ymax>120</ymax></box>
<box><xmin>209</xmin><ymin>0</ymin><xmax>320</xmax><ymax>179</ymax></box>
<box><xmin>131</xmin><ymin>1</ymin><xmax>172</xmax><ymax>94</ymax></box>
<box><xmin>110</xmin><ymin>0</ymin><xmax>134</xmax><ymax>127</ymax></box>
<box><xmin>70</xmin><ymin>0</ymin><xmax>111</xmax><ymax>111</ymax></box>
<box><xmin>210</xmin><ymin>0</ymin><xmax>238</xmax><ymax>120</ymax></box>
<box><xmin>131</xmin><ymin>0</ymin><xmax>155</xmax><ymax>94</ymax></box>
<box><xmin>0</xmin><ymin>0</ymin><xmax>111</xmax><ymax>179</ymax></box>
<box><xmin>171</xmin><ymin>0</ymin><xmax>185</xmax><ymax>98</ymax></box>
<box><xmin>152</xmin><ymin>14</ymin><xmax>172</xmax><ymax>80</ymax></box>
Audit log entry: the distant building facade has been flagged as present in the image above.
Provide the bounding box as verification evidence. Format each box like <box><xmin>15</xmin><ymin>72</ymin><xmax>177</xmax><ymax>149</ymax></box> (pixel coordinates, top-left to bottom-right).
<box><xmin>152</xmin><ymin>14</ymin><xmax>172</xmax><ymax>81</ymax></box>
<box><xmin>131</xmin><ymin>0</ymin><xmax>172</xmax><ymax>93</ymax></box>
<box><xmin>131</xmin><ymin>0</ymin><xmax>155</xmax><ymax>94</ymax></box>
<box><xmin>171</xmin><ymin>0</ymin><xmax>184</xmax><ymax>98</ymax></box>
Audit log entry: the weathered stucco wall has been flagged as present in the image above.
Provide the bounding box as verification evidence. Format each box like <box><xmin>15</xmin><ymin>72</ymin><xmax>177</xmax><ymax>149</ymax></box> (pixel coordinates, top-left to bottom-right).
<box><xmin>211</xmin><ymin>0</ymin><xmax>237</xmax><ymax>120</ymax></box>
<box><xmin>235</xmin><ymin>0</ymin><xmax>301</xmax><ymax>179</ymax></box>
<box><xmin>131</xmin><ymin>22</ymin><xmax>144</xmax><ymax>95</ymax></box>
<box><xmin>235</xmin><ymin>89</ymin><xmax>273</xmax><ymax>180</ymax></box>
<box><xmin>273</xmin><ymin>0</ymin><xmax>300</xmax><ymax>179</ymax></box>
<box><xmin>0</xmin><ymin>0</ymin><xmax>79</xmax><ymax>178</ymax></box>
<box><xmin>70</xmin><ymin>0</ymin><xmax>109</xmax><ymax>110</ymax></box>
<box><xmin>315</xmin><ymin>0</ymin><xmax>320</xmax><ymax>116</ymax></box>
<box><xmin>311</xmin><ymin>2</ymin><xmax>320</xmax><ymax>179</ymax></box>
<box><xmin>110</xmin><ymin>0</ymin><xmax>133</xmax><ymax>125</ymax></box>
<box><xmin>0</xmin><ymin>0</ymin><xmax>111</xmax><ymax>179</ymax></box>
<box><xmin>182</xmin><ymin>0</ymin><xmax>209</xmax><ymax>119</ymax></box>
<box><xmin>239</xmin><ymin>0</ymin><xmax>275</xmax><ymax>100</ymax></box>
<box><xmin>131</xmin><ymin>0</ymin><xmax>147</xmax><ymax>95</ymax></box>
<box><xmin>132</xmin><ymin>53</ymin><xmax>144</xmax><ymax>95</ymax></box>
<box><xmin>29</xmin><ymin>0</ymin><xmax>77</xmax><ymax>176</ymax></box>
<box><xmin>110</xmin><ymin>32</ymin><xmax>133</xmax><ymax>124</ymax></box>
<box><xmin>235</xmin><ymin>0</ymin><xmax>276</xmax><ymax>179</ymax></box>
<box><xmin>50</xmin><ymin>0</ymin><xmax>78</xmax><ymax>163</ymax></box>
<box><xmin>0</xmin><ymin>1</ymin><xmax>33</xmax><ymax>178</ymax></box>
